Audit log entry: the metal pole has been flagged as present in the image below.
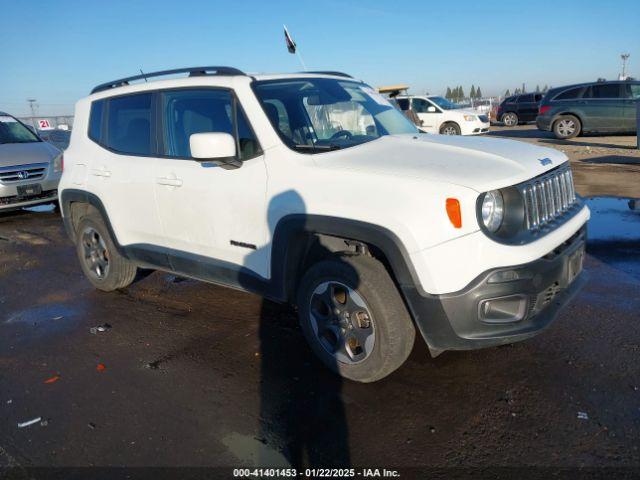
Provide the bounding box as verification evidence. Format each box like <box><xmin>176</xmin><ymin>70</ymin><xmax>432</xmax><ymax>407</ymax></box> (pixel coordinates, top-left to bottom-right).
<box><xmin>27</xmin><ymin>99</ymin><xmax>37</xmax><ymax>131</ymax></box>
<box><xmin>636</xmin><ymin>99</ymin><xmax>639</xmax><ymax>150</ymax></box>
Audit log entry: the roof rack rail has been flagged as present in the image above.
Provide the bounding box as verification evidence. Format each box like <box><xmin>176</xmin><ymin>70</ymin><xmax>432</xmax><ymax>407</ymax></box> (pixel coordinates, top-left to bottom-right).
<box><xmin>303</xmin><ymin>71</ymin><xmax>353</xmax><ymax>78</ymax></box>
<box><xmin>91</xmin><ymin>66</ymin><xmax>246</xmax><ymax>94</ymax></box>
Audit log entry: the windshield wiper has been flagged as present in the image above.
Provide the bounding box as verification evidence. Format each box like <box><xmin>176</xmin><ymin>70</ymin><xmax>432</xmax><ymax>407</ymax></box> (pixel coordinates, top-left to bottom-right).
<box><xmin>293</xmin><ymin>144</ymin><xmax>341</xmax><ymax>152</ymax></box>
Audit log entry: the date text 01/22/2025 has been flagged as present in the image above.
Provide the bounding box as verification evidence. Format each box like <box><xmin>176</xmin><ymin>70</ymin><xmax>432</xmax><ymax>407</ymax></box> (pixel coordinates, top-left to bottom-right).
<box><xmin>232</xmin><ymin>468</ymin><xmax>401</xmax><ymax>478</ymax></box>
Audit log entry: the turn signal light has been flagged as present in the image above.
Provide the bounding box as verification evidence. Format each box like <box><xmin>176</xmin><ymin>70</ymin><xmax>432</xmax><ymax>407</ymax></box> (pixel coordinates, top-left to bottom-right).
<box><xmin>539</xmin><ymin>105</ymin><xmax>551</xmax><ymax>115</ymax></box>
<box><xmin>446</xmin><ymin>198</ymin><xmax>462</xmax><ymax>228</ymax></box>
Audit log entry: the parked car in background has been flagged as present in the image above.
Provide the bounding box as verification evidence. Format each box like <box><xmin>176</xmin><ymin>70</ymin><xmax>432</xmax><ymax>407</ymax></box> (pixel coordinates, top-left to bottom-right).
<box><xmin>537</xmin><ymin>80</ymin><xmax>640</xmax><ymax>139</ymax></box>
<box><xmin>38</xmin><ymin>128</ymin><xmax>72</xmax><ymax>150</ymax></box>
<box><xmin>0</xmin><ymin>112</ymin><xmax>62</xmax><ymax>212</ymax></box>
<box><xmin>496</xmin><ymin>93</ymin><xmax>543</xmax><ymax>126</ymax></box>
<box><xmin>396</xmin><ymin>95</ymin><xmax>490</xmax><ymax>135</ymax></box>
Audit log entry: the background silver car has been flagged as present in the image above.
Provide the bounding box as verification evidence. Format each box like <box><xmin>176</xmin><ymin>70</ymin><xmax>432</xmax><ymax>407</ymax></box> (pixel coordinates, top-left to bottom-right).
<box><xmin>0</xmin><ymin>112</ymin><xmax>62</xmax><ymax>212</ymax></box>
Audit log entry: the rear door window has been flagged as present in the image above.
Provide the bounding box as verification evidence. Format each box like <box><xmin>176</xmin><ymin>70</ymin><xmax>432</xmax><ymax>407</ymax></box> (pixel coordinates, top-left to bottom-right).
<box><xmin>585</xmin><ymin>84</ymin><xmax>622</xmax><ymax>99</ymax></box>
<box><xmin>106</xmin><ymin>93</ymin><xmax>154</xmax><ymax>155</ymax></box>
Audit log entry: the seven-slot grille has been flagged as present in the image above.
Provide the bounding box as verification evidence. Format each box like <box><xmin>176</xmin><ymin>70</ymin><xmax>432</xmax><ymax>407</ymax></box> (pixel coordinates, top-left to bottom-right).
<box><xmin>0</xmin><ymin>163</ymin><xmax>48</xmax><ymax>183</ymax></box>
<box><xmin>520</xmin><ymin>165</ymin><xmax>577</xmax><ymax>231</ymax></box>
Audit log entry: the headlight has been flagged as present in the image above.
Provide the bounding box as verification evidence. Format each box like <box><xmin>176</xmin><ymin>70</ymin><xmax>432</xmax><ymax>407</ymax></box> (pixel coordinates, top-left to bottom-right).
<box><xmin>481</xmin><ymin>190</ymin><xmax>504</xmax><ymax>232</ymax></box>
<box><xmin>463</xmin><ymin>114</ymin><xmax>477</xmax><ymax>121</ymax></box>
<box><xmin>53</xmin><ymin>153</ymin><xmax>63</xmax><ymax>173</ymax></box>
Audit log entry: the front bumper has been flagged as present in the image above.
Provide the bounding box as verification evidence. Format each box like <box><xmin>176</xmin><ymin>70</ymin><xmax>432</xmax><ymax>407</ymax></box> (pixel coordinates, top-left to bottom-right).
<box><xmin>0</xmin><ymin>176</ymin><xmax>60</xmax><ymax>211</ymax></box>
<box><xmin>463</xmin><ymin>120</ymin><xmax>491</xmax><ymax>135</ymax></box>
<box><xmin>403</xmin><ymin>226</ymin><xmax>587</xmax><ymax>352</ymax></box>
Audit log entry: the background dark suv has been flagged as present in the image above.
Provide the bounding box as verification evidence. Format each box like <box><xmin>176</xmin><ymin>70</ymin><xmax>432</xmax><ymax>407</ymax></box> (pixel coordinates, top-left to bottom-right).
<box><xmin>536</xmin><ymin>80</ymin><xmax>640</xmax><ymax>139</ymax></box>
<box><xmin>496</xmin><ymin>93</ymin><xmax>543</xmax><ymax>126</ymax></box>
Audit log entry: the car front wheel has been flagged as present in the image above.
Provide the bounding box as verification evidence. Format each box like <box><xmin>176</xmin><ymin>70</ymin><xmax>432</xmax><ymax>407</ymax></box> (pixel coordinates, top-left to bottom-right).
<box><xmin>439</xmin><ymin>122</ymin><xmax>461</xmax><ymax>135</ymax></box>
<box><xmin>296</xmin><ymin>254</ymin><xmax>415</xmax><ymax>383</ymax></box>
<box><xmin>553</xmin><ymin>115</ymin><xmax>581</xmax><ymax>139</ymax></box>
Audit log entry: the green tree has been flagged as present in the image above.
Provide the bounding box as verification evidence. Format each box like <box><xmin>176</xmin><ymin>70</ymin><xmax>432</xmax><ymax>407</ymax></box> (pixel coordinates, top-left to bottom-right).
<box><xmin>470</xmin><ymin>85</ymin><xmax>476</xmax><ymax>99</ymax></box>
<box><xmin>476</xmin><ymin>86</ymin><xmax>482</xmax><ymax>98</ymax></box>
<box><xmin>535</xmin><ymin>85</ymin><xmax>540</xmax><ymax>93</ymax></box>
<box><xmin>543</xmin><ymin>84</ymin><xmax>548</xmax><ymax>93</ymax></box>
<box><xmin>505</xmin><ymin>89</ymin><xmax>511</xmax><ymax>97</ymax></box>
<box><xmin>445</xmin><ymin>87</ymin><xmax>452</xmax><ymax>100</ymax></box>
<box><xmin>459</xmin><ymin>86</ymin><xmax>465</xmax><ymax>100</ymax></box>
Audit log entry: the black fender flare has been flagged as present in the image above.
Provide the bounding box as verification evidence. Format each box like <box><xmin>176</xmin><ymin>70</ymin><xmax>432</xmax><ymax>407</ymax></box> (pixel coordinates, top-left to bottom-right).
<box><xmin>59</xmin><ymin>189</ymin><xmax>121</xmax><ymax>249</ymax></box>
<box><xmin>267</xmin><ymin>214</ymin><xmax>422</xmax><ymax>302</ymax></box>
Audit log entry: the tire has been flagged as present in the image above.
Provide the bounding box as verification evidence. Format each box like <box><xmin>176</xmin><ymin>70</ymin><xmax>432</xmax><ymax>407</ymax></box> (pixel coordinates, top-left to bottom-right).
<box><xmin>75</xmin><ymin>212</ymin><xmax>137</xmax><ymax>291</ymax></box>
<box><xmin>502</xmin><ymin>112</ymin><xmax>518</xmax><ymax>127</ymax></box>
<box><xmin>439</xmin><ymin>122</ymin><xmax>461</xmax><ymax>135</ymax></box>
<box><xmin>296</xmin><ymin>254</ymin><xmax>415</xmax><ymax>383</ymax></box>
<box><xmin>553</xmin><ymin>115</ymin><xmax>581</xmax><ymax>139</ymax></box>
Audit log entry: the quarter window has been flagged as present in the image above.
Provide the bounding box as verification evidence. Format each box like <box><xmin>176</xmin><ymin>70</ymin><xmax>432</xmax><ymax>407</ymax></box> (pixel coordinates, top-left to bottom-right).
<box><xmin>518</xmin><ymin>94</ymin><xmax>534</xmax><ymax>103</ymax></box>
<box><xmin>396</xmin><ymin>98</ymin><xmax>410</xmax><ymax>111</ymax></box>
<box><xmin>161</xmin><ymin>89</ymin><xmax>260</xmax><ymax>160</ymax></box>
<box><xmin>106</xmin><ymin>93</ymin><xmax>153</xmax><ymax>155</ymax></box>
<box><xmin>88</xmin><ymin>99</ymin><xmax>105</xmax><ymax>143</ymax></box>
<box><xmin>554</xmin><ymin>87</ymin><xmax>583</xmax><ymax>100</ymax></box>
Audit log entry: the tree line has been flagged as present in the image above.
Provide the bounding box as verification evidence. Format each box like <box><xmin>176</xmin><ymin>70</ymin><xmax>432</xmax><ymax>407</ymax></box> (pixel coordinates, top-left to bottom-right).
<box><xmin>444</xmin><ymin>84</ymin><xmax>553</xmax><ymax>102</ymax></box>
<box><xmin>445</xmin><ymin>85</ymin><xmax>483</xmax><ymax>102</ymax></box>
<box><xmin>504</xmin><ymin>85</ymin><xmax>551</xmax><ymax>97</ymax></box>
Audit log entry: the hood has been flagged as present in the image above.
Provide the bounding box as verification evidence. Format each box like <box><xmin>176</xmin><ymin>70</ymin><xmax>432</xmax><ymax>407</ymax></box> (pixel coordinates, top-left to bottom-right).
<box><xmin>313</xmin><ymin>134</ymin><xmax>567</xmax><ymax>192</ymax></box>
<box><xmin>0</xmin><ymin>141</ymin><xmax>60</xmax><ymax>168</ymax></box>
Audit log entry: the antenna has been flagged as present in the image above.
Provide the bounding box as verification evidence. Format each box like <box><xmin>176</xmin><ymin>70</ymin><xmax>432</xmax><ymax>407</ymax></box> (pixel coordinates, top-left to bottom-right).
<box><xmin>140</xmin><ymin>69</ymin><xmax>148</xmax><ymax>82</ymax></box>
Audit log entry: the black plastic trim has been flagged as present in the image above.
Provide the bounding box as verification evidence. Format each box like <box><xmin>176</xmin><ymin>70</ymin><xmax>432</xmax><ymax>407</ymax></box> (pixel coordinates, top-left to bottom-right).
<box><xmin>91</xmin><ymin>66</ymin><xmax>246</xmax><ymax>94</ymax></box>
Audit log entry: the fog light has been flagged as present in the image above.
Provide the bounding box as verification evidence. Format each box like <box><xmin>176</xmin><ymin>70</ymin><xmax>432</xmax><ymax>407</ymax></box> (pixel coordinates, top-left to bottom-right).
<box><xmin>478</xmin><ymin>295</ymin><xmax>528</xmax><ymax>323</ymax></box>
<box><xmin>487</xmin><ymin>269</ymin><xmax>534</xmax><ymax>284</ymax></box>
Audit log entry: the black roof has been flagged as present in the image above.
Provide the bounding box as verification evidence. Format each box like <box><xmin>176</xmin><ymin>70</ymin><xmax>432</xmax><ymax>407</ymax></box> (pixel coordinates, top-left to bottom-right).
<box><xmin>91</xmin><ymin>66</ymin><xmax>247</xmax><ymax>94</ymax></box>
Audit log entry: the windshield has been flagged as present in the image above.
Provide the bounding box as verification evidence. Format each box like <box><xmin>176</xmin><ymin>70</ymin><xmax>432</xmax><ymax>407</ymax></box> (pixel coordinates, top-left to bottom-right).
<box><xmin>0</xmin><ymin>115</ymin><xmax>40</xmax><ymax>144</ymax></box>
<box><xmin>253</xmin><ymin>78</ymin><xmax>418</xmax><ymax>152</ymax></box>
<box><xmin>428</xmin><ymin>96</ymin><xmax>459</xmax><ymax>110</ymax></box>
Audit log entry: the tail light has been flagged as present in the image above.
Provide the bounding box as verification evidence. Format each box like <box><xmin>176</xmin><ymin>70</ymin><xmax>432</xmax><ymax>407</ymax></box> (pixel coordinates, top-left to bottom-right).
<box><xmin>539</xmin><ymin>105</ymin><xmax>551</xmax><ymax>115</ymax></box>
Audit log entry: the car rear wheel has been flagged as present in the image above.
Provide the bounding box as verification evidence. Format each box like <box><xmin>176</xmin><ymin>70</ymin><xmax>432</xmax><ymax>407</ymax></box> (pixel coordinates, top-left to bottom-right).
<box><xmin>439</xmin><ymin>122</ymin><xmax>461</xmax><ymax>135</ymax></box>
<box><xmin>75</xmin><ymin>212</ymin><xmax>137</xmax><ymax>291</ymax></box>
<box><xmin>502</xmin><ymin>112</ymin><xmax>518</xmax><ymax>127</ymax></box>
<box><xmin>296</xmin><ymin>254</ymin><xmax>415</xmax><ymax>383</ymax></box>
<box><xmin>553</xmin><ymin>115</ymin><xmax>581</xmax><ymax>139</ymax></box>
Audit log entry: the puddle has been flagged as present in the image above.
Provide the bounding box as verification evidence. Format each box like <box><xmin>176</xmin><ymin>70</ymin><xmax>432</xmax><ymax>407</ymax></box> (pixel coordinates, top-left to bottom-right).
<box><xmin>222</xmin><ymin>432</ymin><xmax>289</xmax><ymax>467</ymax></box>
<box><xmin>585</xmin><ymin>197</ymin><xmax>640</xmax><ymax>242</ymax></box>
<box><xmin>585</xmin><ymin>197</ymin><xmax>640</xmax><ymax>281</ymax></box>
<box><xmin>25</xmin><ymin>204</ymin><xmax>56</xmax><ymax>213</ymax></box>
<box><xmin>4</xmin><ymin>303</ymin><xmax>81</xmax><ymax>337</ymax></box>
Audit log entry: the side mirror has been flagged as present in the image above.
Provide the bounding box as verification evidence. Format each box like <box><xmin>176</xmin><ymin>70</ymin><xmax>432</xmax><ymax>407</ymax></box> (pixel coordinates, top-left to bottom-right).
<box><xmin>189</xmin><ymin>132</ymin><xmax>241</xmax><ymax>169</ymax></box>
<box><xmin>427</xmin><ymin>106</ymin><xmax>437</xmax><ymax>113</ymax></box>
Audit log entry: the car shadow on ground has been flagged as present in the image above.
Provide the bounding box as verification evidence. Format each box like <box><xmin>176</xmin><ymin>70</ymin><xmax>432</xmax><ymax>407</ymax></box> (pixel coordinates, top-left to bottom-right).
<box><xmin>487</xmin><ymin>128</ymin><xmax>554</xmax><ymax>139</ymax></box>
<box><xmin>576</xmin><ymin>155</ymin><xmax>640</xmax><ymax>165</ymax></box>
<box><xmin>538</xmin><ymin>138</ymin><xmax>638</xmax><ymax>150</ymax></box>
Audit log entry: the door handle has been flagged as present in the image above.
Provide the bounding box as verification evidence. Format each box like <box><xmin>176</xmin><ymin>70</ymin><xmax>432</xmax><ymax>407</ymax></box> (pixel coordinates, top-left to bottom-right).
<box><xmin>90</xmin><ymin>168</ymin><xmax>111</xmax><ymax>177</ymax></box>
<box><xmin>156</xmin><ymin>177</ymin><xmax>183</xmax><ymax>187</ymax></box>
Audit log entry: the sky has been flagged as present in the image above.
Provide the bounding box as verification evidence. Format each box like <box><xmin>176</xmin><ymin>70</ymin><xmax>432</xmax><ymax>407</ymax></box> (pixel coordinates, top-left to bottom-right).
<box><xmin>1</xmin><ymin>0</ymin><xmax>638</xmax><ymax>116</ymax></box>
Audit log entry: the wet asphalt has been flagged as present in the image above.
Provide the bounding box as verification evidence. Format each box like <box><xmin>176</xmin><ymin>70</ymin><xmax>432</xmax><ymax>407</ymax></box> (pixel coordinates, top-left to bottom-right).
<box><xmin>0</xmin><ymin>197</ymin><xmax>639</xmax><ymax>474</ymax></box>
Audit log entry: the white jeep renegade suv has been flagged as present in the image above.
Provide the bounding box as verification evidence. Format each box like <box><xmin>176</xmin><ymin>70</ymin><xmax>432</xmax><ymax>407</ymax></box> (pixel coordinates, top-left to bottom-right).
<box><xmin>59</xmin><ymin>67</ymin><xmax>589</xmax><ymax>382</ymax></box>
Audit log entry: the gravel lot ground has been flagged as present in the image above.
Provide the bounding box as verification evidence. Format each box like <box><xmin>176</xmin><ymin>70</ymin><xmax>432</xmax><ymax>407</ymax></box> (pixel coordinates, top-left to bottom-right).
<box><xmin>1</xmin><ymin>127</ymin><xmax>639</xmax><ymax>478</ymax></box>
